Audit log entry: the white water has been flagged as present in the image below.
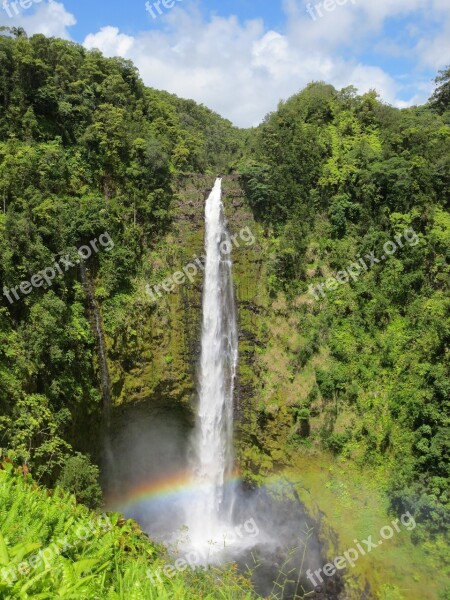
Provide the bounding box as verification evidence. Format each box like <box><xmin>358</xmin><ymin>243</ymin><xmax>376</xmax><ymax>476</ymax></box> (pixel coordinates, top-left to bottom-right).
<box><xmin>187</xmin><ymin>177</ymin><xmax>239</xmax><ymax>553</ymax></box>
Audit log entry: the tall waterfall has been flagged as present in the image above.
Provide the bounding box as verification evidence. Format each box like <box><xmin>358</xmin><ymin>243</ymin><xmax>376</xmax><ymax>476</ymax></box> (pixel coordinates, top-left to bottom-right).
<box><xmin>188</xmin><ymin>177</ymin><xmax>238</xmax><ymax>550</ymax></box>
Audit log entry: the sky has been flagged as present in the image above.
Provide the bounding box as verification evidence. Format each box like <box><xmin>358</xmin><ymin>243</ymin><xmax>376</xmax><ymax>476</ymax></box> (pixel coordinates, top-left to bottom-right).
<box><xmin>1</xmin><ymin>0</ymin><xmax>449</xmax><ymax>127</ymax></box>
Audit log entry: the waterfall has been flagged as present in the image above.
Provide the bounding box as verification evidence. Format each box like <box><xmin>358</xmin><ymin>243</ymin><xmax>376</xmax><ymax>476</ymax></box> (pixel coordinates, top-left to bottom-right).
<box><xmin>187</xmin><ymin>177</ymin><xmax>239</xmax><ymax>550</ymax></box>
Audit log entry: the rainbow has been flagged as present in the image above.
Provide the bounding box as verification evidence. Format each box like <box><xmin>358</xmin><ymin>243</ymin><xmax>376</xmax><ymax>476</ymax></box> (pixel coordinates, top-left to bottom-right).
<box><xmin>107</xmin><ymin>470</ymin><xmax>243</xmax><ymax>513</ymax></box>
<box><xmin>106</xmin><ymin>469</ymin><xmax>299</xmax><ymax>515</ymax></box>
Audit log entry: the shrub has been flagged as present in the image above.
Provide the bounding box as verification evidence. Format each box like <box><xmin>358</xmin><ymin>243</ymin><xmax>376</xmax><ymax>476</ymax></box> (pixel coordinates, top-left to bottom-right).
<box><xmin>56</xmin><ymin>453</ymin><xmax>103</xmax><ymax>509</ymax></box>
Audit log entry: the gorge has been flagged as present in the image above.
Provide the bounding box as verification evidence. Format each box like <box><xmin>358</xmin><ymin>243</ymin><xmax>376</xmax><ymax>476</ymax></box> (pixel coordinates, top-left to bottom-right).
<box><xmin>0</xmin><ymin>31</ymin><xmax>448</xmax><ymax>600</ymax></box>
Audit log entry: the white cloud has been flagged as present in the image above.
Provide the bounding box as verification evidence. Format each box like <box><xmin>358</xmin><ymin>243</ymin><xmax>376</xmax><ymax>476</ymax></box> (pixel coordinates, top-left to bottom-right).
<box><xmin>81</xmin><ymin>7</ymin><xmax>409</xmax><ymax>127</ymax></box>
<box><xmin>84</xmin><ymin>27</ymin><xmax>135</xmax><ymax>57</ymax></box>
<box><xmin>415</xmin><ymin>20</ymin><xmax>450</xmax><ymax>69</ymax></box>
<box><xmin>0</xmin><ymin>1</ymin><xmax>75</xmax><ymax>39</ymax></box>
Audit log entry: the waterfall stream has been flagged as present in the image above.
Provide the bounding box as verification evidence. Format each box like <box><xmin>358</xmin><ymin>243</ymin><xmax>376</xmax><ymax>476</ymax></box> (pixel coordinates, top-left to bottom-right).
<box><xmin>187</xmin><ymin>177</ymin><xmax>239</xmax><ymax>550</ymax></box>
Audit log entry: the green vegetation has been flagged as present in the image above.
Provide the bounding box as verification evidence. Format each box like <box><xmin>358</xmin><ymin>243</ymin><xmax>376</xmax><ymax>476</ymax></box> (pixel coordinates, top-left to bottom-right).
<box><xmin>0</xmin><ymin>25</ymin><xmax>449</xmax><ymax>600</ymax></box>
<box><xmin>0</xmin><ymin>28</ymin><xmax>241</xmax><ymax>488</ymax></box>
<box><xmin>239</xmin><ymin>79</ymin><xmax>449</xmax><ymax>535</ymax></box>
<box><xmin>56</xmin><ymin>453</ymin><xmax>103</xmax><ymax>509</ymax></box>
<box><xmin>0</xmin><ymin>462</ymin><xmax>254</xmax><ymax>599</ymax></box>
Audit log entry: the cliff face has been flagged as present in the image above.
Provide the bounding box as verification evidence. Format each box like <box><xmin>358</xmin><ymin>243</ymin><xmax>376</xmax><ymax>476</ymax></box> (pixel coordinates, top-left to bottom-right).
<box><xmin>103</xmin><ymin>175</ymin><xmax>206</xmax><ymax>410</ymax></box>
<box><xmin>100</xmin><ymin>175</ymin><xmax>267</xmax><ymax>424</ymax></box>
<box><xmin>97</xmin><ymin>174</ymin><xmax>310</xmax><ymax>481</ymax></box>
<box><xmin>96</xmin><ymin>173</ymin><xmax>320</xmax><ymax>508</ymax></box>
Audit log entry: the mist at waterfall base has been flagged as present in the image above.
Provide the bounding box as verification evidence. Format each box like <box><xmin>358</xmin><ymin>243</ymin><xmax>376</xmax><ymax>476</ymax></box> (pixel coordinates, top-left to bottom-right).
<box><xmin>105</xmin><ymin>401</ymin><xmax>337</xmax><ymax>600</ymax></box>
<box><xmin>103</xmin><ymin>406</ymin><xmax>331</xmax><ymax>598</ymax></box>
<box><xmin>102</xmin><ymin>180</ymin><xmax>340</xmax><ymax>598</ymax></box>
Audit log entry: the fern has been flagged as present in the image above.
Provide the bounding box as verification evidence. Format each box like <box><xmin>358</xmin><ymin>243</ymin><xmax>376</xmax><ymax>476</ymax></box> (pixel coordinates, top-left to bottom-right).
<box><xmin>0</xmin><ymin>465</ymin><xmax>259</xmax><ymax>599</ymax></box>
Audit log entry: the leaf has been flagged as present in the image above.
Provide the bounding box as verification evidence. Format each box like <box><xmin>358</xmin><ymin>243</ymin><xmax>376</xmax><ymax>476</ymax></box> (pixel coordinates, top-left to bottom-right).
<box><xmin>10</xmin><ymin>542</ymin><xmax>42</xmax><ymax>564</ymax></box>
<box><xmin>72</xmin><ymin>558</ymin><xmax>101</xmax><ymax>576</ymax></box>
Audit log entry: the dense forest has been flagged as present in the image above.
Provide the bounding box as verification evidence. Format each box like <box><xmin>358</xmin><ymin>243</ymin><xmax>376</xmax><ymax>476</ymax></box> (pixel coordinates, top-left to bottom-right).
<box><xmin>0</xmin><ymin>27</ymin><xmax>449</xmax><ymax>600</ymax></box>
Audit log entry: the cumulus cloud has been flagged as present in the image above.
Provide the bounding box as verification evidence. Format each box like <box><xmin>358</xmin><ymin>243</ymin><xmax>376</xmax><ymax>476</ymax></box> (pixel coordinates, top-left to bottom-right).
<box><xmin>84</xmin><ymin>27</ymin><xmax>135</xmax><ymax>57</ymax></box>
<box><xmin>0</xmin><ymin>0</ymin><xmax>75</xmax><ymax>39</ymax></box>
<box><xmin>415</xmin><ymin>15</ymin><xmax>450</xmax><ymax>69</ymax></box>
<box><xmin>81</xmin><ymin>5</ymin><xmax>411</xmax><ymax>127</ymax></box>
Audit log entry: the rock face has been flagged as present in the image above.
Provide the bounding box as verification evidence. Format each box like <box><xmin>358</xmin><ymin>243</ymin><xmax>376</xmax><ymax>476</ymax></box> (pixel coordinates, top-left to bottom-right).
<box><xmin>101</xmin><ymin>174</ymin><xmax>267</xmax><ymax>423</ymax></box>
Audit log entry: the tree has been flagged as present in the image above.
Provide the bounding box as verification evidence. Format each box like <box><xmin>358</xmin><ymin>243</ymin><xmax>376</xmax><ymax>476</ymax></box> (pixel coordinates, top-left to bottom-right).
<box><xmin>56</xmin><ymin>453</ymin><xmax>103</xmax><ymax>508</ymax></box>
<box><xmin>0</xmin><ymin>394</ymin><xmax>72</xmax><ymax>483</ymax></box>
<box><xmin>430</xmin><ymin>66</ymin><xmax>450</xmax><ymax>114</ymax></box>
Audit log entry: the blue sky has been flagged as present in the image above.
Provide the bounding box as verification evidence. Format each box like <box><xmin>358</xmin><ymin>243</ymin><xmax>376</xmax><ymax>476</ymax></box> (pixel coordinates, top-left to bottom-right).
<box><xmin>1</xmin><ymin>0</ymin><xmax>449</xmax><ymax>126</ymax></box>
<box><xmin>61</xmin><ymin>0</ymin><xmax>284</xmax><ymax>39</ymax></box>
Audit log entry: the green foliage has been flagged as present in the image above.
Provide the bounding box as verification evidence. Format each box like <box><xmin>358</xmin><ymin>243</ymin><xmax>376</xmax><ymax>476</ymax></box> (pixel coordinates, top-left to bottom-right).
<box><xmin>0</xmin><ymin>465</ymin><xmax>255</xmax><ymax>599</ymax></box>
<box><xmin>0</xmin><ymin>394</ymin><xmax>71</xmax><ymax>483</ymax></box>
<box><xmin>240</xmin><ymin>161</ymin><xmax>274</xmax><ymax>222</ymax></box>
<box><xmin>0</xmin><ymin>30</ymin><xmax>449</xmax><ymax>595</ymax></box>
<box><xmin>329</xmin><ymin>193</ymin><xmax>361</xmax><ymax>237</ymax></box>
<box><xmin>56</xmin><ymin>453</ymin><xmax>103</xmax><ymax>509</ymax></box>
<box><xmin>0</xmin><ymin>32</ymin><xmax>242</xmax><ymax>492</ymax></box>
<box><xmin>378</xmin><ymin>584</ymin><xmax>406</xmax><ymax>600</ymax></box>
<box><xmin>0</xmin><ymin>33</ymin><xmax>254</xmax><ymax>597</ymax></box>
<box><xmin>430</xmin><ymin>65</ymin><xmax>450</xmax><ymax>114</ymax></box>
<box><xmin>324</xmin><ymin>432</ymin><xmax>351</xmax><ymax>455</ymax></box>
